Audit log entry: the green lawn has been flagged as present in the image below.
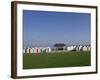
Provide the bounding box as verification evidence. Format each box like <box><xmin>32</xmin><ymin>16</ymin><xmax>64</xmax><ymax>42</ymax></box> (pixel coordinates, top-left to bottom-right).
<box><xmin>23</xmin><ymin>51</ymin><xmax>91</xmax><ymax>69</ymax></box>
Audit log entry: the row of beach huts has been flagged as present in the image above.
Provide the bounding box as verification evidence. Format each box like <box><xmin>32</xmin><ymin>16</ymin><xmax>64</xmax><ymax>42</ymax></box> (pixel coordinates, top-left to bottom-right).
<box><xmin>23</xmin><ymin>47</ymin><xmax>51</xmax><ymax>53</ymax></box>
<box><xmin>23</xmin><ymin>45</ymin><xmax>91</xmax><ymax>53</ymax></box>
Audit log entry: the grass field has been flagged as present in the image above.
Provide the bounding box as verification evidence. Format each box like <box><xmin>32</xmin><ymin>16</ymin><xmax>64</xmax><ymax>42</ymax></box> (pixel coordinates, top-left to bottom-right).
<box><xmin>23</xmin><ymin>51</ymin><xmax>91</xmax><ymax>69</ymax></box>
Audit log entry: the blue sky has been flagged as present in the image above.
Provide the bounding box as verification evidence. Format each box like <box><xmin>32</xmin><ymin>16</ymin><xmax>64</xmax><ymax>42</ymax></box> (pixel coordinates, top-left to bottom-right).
<box><xmin>23</xmin><ymin>10</ymin><xmax>90</xmax><ymax>47</ymax></box>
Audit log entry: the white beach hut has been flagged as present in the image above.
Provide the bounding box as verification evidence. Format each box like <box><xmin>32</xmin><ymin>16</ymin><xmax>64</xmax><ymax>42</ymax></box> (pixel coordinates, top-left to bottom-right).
<box><xmin>70</xmin><ymin>45</ymin><xmax>75</xmax><ymax>51</ymax></box>
<box><xmin>29</xmin><ymin>48</ymin><xmax>32</xmax><ymax>53</ymax></box>
<box><xmin>78</xmin><ymin>45</ymin><xmax>82</xmax><ymax>51</ymax></box>
<box><xmin>26</xmin><ymin>48</ymin><xmax>30</xmax><ymax>53</ymax></box>
<box><xmin>67</xmin><ymin>46</ymin><xmax>72</xmax><ymax>51</ymax></box>
<box><xmin>87</xmin><ymin>46</ymin><xmax>91</xmax><ymax>51</ymax></box>
<box><xmin>76</xmin><ymin>46</ymin><xmax>79</xmax><ymax>51</ymax></box>
<box><xmin>42</xmin><ymin>48</ymin><xmax>46</xmax><ymax>53</ymax></box>
<box><xmin>82</xmin><ymin>46</ymin><xmax>88</xmax><ymax>51</ymax></box>
<box><xmin>34</xmin><ymin>47</ymin><xmax>37</xmax><ymax>53</ymax></box>
<box><xmin>38</xmin><ymin>47</ymin><xmax>41</xmax><ymax>53</ymax></box>
<box><xmin>31</xmin><ymin>48</ymin><xmax>34</xmax><ymax>53</ymax></box>
<box><xmin>33</xmin><ymin>47</ymin><xmax>37</xmax><ymax>53</ymax></box>
<box><xmin>24</xmin><ymin>48</ymin><xmax>27</xmax><ymax>53</ymax></box>
<box><xmin>34</xmin><ymin>47</ymin><xmax>41</xmax><ymax>53</ymax></box>
<box><xmin>23</xmin><ymin>48</ymin><xmax>25</xmax><ymax>53</ymax></box>
<box><xmin>30</xmin><ymin>48</ymin><xmax>34</xmax><ymax>53</ymax></box>
<box><xmin>46</xmin><ymin>47</ymin><xmax>51</xmax><ymax>53</ymax></box>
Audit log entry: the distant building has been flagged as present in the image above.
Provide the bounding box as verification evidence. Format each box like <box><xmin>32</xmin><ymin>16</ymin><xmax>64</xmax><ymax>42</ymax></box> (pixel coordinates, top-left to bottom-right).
<box><xmin>54</xmin><ymin>43</ymin><xmax>66</xmax><ymax>51</ymax></box>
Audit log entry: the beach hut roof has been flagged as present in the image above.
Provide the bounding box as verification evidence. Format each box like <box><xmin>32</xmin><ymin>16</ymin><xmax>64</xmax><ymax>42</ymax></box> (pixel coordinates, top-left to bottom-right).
<box><xmin>54</xmin><ymin>43</ymin><xmax>66</xmax><ymax>47</ymax></box>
